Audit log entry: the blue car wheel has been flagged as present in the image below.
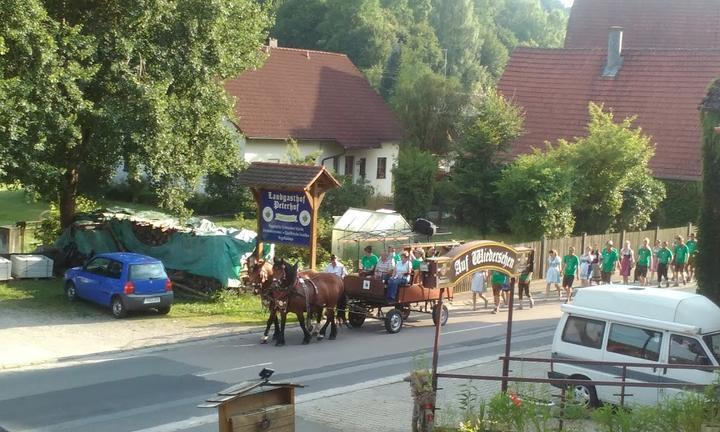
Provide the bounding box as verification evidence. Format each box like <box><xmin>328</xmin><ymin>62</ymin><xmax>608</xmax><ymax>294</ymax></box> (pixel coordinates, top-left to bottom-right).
<box><xmin>111</xmin><ymin>296</ymin><xmax>127</xmax><ymax>318</ymax></box>
<box><xmin>65</xmin><ymin>282</ymin><xmax>78</xmax><ymax>302</ymax></box>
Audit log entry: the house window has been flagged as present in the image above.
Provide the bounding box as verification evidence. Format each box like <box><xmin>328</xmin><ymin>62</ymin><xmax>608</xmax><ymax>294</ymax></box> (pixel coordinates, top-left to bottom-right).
<box><xmin>359</xmin><ymin>158</ymin><xmax>366</xmax><ymax>179</ymax></box>
<box><xmin>376</xmin><ymin>157</ymin><xmax>387</xmax><ymax>179</ymax></box>
<box><xmin>345</xmin><ymin>156</ymin><xmax>354</xmax><ymax>176</ymax></box>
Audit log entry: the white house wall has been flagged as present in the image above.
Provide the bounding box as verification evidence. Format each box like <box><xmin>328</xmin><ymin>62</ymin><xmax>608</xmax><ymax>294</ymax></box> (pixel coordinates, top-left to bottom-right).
<box><xmin>242</xmin><ymin>138</ymin><xmax>399</xmax><ymax>198</ymax></box>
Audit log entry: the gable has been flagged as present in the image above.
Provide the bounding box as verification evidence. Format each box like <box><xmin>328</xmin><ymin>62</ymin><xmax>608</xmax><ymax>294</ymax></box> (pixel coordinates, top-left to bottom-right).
<box><xmin>224</xmin><ymin>47</ymin><xmax>404</xmax><ymax>150</ymax></box>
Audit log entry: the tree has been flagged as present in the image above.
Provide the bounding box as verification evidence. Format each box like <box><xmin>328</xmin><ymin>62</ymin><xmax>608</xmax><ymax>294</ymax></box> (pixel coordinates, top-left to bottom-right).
<box><xmin>393</xmin><ymin>148</ymin><xmax>437</xmax><ymax>221</ymax></box>
<box><xmin>390</xmin><ymin>64</ymin><xmax>467</xmax><ymax>153</ymax></box>
<box><xmin>569</xmin><ymin>103</ymin><xmax>664</xmax><ymax>234</ymax></box>
<box><xmin>697</xmin><ymin>79</ymin><xmax>720</xmax><ymax>305</ymax></box>
<box><xmin>496</xmin><ymin>149</ymin><xmax>575</xmax><ymax>239</ymax></box>
<box><xmin>317</xmin><ymin>0</ymin><xmax>394</xmax><ymax>70</ymax></box>
<box><xmin>1</xmin><ymin>0</ymin><xmax>272</xmax><ymax>227</ymax></box>
<box><xmin>273</xmin><ymin>0</ymin><xmax>327</xmax><ymax>49</ymax></box>
<box><xmin>430</xmin><ymin>0</ymin><xmax>483</xmax><ymax>89</ymax></box>
<box><xmin>451</xmin><ymin>88</ymin><xmax>524</xmax><ymax>234</ymax></box>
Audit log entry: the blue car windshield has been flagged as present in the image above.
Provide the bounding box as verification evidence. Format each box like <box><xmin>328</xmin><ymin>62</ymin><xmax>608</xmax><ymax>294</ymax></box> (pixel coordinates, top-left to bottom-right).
<box><xmin>129</xmin><ymin>263</ymin><xmax>166</xmax><ymax>281</ymax></box>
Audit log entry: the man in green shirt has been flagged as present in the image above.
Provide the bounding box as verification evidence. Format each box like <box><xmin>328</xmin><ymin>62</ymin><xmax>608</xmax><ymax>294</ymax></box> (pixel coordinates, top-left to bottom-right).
<box><xmin>656</xmin><ymin>241</ymin><xmax>673</xmax><ymax>288</ymax></box>
<box><xmin>561</xmin><ymin>247</ymin><xmax>580</xmax><ymax>302</ymax></box>
<box><xmin>360</xmin><ymin>245</ymin><xmax>378</xmax><ymax>276</ymax></box>
<box><xmin>600</xmin><ymin>241</ymin><xmax>619</xmax><ymax>284</ymax></box>
<box><xmin>686</xmin><ymin>233</ymin><xmax>698</xmax><ymax>281</ymax></box>
<box><xmin>673</xmin><ymin>236</ymin><xmax>690</xmax><ymax>286</ymax></box>
<box><xmin>636</xmin><ymin>238</ymin><xmax>653</xmax><ymax>286</ymax></box>
<box><xmin>490</xmin><ymin>271</ymin><xmax>507</xmax><ymax>314</ymax></box>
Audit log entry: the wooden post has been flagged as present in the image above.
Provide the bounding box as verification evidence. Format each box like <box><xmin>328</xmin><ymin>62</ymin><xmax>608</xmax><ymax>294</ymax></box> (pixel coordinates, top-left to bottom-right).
<box><xmin>655</xmin><ymin>225</ymin><xmax>660</xmax><ymax>243</ymax></box>
<box><xmin>620</xmin><ymin>230</ymin><xmax>626</xmax><ymax>248</ymax></box>
<box><xmin>252</xmin><ymin>189</ymin><xmax>264</xmax><ymax>260</ymax></box>
<box><xmin>539</xmin><ymin>235</ymin><xmax>547</xmax><ymax>276</ymax></box>
<box><xmin>581</xmin><ymin>232</ymin><xmax>587</xmax><ymax>253</ymax></box>
<box><xmin>688</xmin><ymin>222</ymin><xmax>693</xmax><ymax>238</ymax></box>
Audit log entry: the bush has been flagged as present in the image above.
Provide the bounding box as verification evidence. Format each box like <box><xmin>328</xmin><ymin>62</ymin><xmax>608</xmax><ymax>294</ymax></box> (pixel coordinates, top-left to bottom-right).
<box><xmin>653</xmin><ymin>179</ymin><xmax>701</xmax><ymax>227</ymax></box>
<box><xmin>187</xmin><ymin>165</ymin><xmax>254</xmax><ymax>216</ymax></box>
<box><xmin>321</xmin><ymin>175</ymin><xmax>374</xmax><ymax>218</ymax></box>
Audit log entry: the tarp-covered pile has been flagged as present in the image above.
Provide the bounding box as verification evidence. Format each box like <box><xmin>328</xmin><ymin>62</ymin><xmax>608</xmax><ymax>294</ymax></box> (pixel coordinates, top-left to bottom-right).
<box><xmin>55</xmin><ymin>208</ymin><xmax>266</xmax><ymax>291</ymax></box>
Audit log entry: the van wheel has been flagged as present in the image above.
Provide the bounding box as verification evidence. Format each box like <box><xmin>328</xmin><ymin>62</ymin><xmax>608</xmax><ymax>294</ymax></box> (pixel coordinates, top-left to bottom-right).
<box><xmin>569</xmin><ymin>375</ymin><xmax>600</xmax><ymax>407</ymax></box>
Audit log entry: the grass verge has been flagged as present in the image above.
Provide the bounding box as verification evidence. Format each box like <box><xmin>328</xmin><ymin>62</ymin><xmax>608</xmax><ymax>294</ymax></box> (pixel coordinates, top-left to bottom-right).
<box><xmin>0</xmin><ymin>278</ymin><xmax>267</xmax><ymax>324</ymax></box>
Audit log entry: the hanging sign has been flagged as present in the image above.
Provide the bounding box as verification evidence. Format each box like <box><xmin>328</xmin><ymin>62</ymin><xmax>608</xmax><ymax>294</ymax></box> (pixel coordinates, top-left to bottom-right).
<box><xmin>259</xmin><ymin>190</ymin><xmax>313</xmax><ymax>247</ymax></box>
<box><xmin>433</xmin><ymin>241</ymin><xmax>531</xmax><ymax>288</ymax></box>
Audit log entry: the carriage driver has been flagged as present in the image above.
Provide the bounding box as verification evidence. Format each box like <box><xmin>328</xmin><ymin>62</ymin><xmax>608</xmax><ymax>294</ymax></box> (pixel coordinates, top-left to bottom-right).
<box><xmin>386</xmin><ymin>252</ymin><xmax>412</xmax><ymax>301</ymax></box>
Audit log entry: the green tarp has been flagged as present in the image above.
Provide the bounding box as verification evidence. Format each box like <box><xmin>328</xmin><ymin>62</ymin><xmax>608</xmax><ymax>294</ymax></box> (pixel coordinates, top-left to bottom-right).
<box><xmin>55</xmin><ymin>216</ymin><xmax>261</xmax><ymax>287</ymax></box>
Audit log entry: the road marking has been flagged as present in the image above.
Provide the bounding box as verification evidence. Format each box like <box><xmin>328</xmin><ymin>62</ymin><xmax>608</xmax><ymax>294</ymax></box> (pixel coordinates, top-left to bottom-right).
<box><xmin>194</xmin><ymin>361</ymin><xmax>272</xmax><ymax>377</ymax></box>
<box><xmin>442</xmin><ymin>323</ymin><xmax>502</xmax><ymax>335</ymax></box>
<box><xmin>128</xmin><ymin>415</ymin><xmax>216</xmax><ymax>432</ymax></box>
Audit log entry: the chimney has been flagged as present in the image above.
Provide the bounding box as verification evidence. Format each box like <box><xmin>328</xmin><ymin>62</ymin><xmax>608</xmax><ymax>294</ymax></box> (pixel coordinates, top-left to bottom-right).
<box><xmin>268</xmin><ymin>38</ymin><xmax>278</xmax><ymax>48</ymax></box>
<box><xmin>602</xmin><ymin>26</ymin><xmax>623</xmax><ymax>77</ymax></box>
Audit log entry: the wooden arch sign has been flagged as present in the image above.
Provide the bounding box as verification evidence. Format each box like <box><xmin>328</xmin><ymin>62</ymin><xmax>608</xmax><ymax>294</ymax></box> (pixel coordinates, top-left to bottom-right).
<box><xmin>431</xmin><ymin>241</ymin><xmax>531</xmax><ymax>288</ymax></box>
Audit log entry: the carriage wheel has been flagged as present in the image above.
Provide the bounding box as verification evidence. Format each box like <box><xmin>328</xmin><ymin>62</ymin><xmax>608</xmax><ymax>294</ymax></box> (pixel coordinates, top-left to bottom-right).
<box><xmin>395</xmin><ymin>305</ymin><xmax>411</xmax><ymax>320</ymax></box>
<box><xmin>348</xmin><ymin>305</ymin><xmax>366</xmax><ymax>328</ymax></box>
<box><xmin>432</xmin><ymin>304</ymin><xmax>449</xmax><ymax>326</ymax></box>
<box><xmin>384</xmin><ymin>309</ymin><xmax>403</xmax><ymax>334</ymax></box>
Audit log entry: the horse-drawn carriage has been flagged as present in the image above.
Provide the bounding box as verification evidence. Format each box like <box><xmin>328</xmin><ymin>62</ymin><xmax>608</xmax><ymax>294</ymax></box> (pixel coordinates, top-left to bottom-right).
<box><xmin>343</xmin><ymin>258</ymin><xmax>451</xmax><ymax>334</ymax></box>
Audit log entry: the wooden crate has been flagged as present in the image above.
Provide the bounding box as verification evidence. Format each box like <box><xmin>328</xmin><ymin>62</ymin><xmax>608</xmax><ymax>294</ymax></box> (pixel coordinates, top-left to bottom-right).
<box><xmin>230</xmin><ymin>404</ymin><xmax>294</xmax><ymax>432</ymax></box>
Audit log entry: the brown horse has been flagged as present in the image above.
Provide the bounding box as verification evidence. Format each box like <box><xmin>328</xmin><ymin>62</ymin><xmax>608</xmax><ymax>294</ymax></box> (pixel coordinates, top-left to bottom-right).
<box><xmin>271</xmin><ymin>258</ymin><xmax>347</xmax><ymax>346</ymax></box>
<box><xmin>246</xmin><ymin>256</ymin><xmax>280</xmax><ymax>344</ymax></box>
<box><xmin>246</xmin><ymin>256</ymin><xmax>324</xmax><ymax>344</ymax></box>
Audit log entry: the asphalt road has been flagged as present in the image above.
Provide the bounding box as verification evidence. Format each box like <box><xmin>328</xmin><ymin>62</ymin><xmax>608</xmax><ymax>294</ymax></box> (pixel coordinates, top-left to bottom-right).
<box><xmin>0</xmin><ymin>307</ymin><xmax>559</xmax><ymax>432</ymax></box>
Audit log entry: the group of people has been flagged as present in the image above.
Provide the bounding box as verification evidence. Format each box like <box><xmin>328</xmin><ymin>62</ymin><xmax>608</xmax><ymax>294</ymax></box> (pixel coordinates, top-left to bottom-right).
<box><xmin>324</xmin><ymin>245</ymin><xmax>440</xmax><ymax>301</ymax></box>
<box><xmin>544</xmin><ymin>233</ymin><xmax>699</xmax><ymax>303</ymax></box>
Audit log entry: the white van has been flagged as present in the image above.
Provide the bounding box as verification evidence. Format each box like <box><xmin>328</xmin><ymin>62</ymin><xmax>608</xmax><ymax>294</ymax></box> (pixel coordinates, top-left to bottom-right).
<box><xmin>549</xmin><ymin>286</ymin><xmax>720</xmax><ymax>406</ymax></box>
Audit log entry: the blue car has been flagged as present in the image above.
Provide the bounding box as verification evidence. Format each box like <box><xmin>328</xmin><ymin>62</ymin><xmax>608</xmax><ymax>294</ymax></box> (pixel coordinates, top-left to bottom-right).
<box><xmin>64</xmin><ymin>252</ymin><xmax>174</xmax><ymax>318</ymax></box>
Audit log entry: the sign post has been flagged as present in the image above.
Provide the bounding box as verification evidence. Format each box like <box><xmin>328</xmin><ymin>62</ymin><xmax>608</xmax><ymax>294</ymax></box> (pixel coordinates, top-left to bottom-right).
<box><xmin>238</xmin><ymin>163</ymin><xmax>340</xmax><ymax>269</ymax></box>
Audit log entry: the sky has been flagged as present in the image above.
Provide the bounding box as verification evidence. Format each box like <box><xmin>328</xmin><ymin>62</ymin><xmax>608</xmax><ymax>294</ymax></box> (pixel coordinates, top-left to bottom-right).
<box><xmin>560</xmin><ymin>0</ymin><xmax>574</xmax><ymax>6</ymax></box>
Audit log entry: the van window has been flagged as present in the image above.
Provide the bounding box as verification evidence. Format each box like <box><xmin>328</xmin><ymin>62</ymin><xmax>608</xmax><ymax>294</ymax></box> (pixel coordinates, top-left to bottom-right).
<box><xmin>607</xmin><ymin>324</ymin><xmax>662</xmax><ymax>361</ymax></box>
<box><xmin>561</xmin><ymin>316</ymin><xmax>605</xmax><ymax>349</ymax></box>
<box><xmin>703</xmin><ymin>333</ymin><xmax>720</xmax><ymax>363</ymax></box>
<box><xmin>669</xmin><ymin>334</ymin><xmax>711</xmax><ymax>366</ymax></box>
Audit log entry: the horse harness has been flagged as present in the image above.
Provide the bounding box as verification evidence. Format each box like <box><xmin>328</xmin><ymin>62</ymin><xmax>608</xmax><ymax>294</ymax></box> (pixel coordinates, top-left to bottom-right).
<box><xmin>271</xmin><ymin>274</ymin><xmax>319</xmax><ymax>313</ymax></box>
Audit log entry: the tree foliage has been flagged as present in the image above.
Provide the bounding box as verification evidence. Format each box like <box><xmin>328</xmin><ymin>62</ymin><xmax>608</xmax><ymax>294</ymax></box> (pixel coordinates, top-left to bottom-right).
<box><xmin>392</xmin><ymin>148</ymin><xmax>437</xmax><ymax>220</ymax></box>
<box><xmin>451</xmin><ymin>89</ymin><xmax>524</xmax><ymax>234</ymax></box>
<box><xmin>496</xmin><ymin>149</ymin><xmax>575</xmax><ymax>239</ymax></box>
<box><xmin>0</xmin><ymin>0</ymin><xmax>272</xmax><ymax>227</ymax></box>
<box><xmin>497</xmin><ymin>103</ymin><xmax>666</xmax><ymax>238</ymax></box>
<box><xmin>568</xmin><ymin>103</ymin><xmax>665</xmax><ymax>233</ymax></box>
<box><xmin>697</xmin><ymin>80</ymin><xmax>720</xmax><ymax>305</ymax></box>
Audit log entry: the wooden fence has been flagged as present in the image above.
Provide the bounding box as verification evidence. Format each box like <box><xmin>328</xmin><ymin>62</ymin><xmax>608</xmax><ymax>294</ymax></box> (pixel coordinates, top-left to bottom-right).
<box><xmin>452</xmin><ymin>223</ymin><xmax>694</xmax><ymax>295</ymax></box>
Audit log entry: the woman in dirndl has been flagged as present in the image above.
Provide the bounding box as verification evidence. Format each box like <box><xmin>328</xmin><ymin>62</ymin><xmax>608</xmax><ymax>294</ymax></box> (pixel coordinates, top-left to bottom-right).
<box><xmin>619</xmin><ymin>240</ymin><xmax>635</xmax><ymax>284</ymax></box>
<box><xmin>545</xmin><ymin>249</ymin><xmax>562</xmax><ymax>300</ymax></box>
<box><xmin>579</xmin><ymin>246</ymin><xmax>594</xmax><ymax>287</ymax></box>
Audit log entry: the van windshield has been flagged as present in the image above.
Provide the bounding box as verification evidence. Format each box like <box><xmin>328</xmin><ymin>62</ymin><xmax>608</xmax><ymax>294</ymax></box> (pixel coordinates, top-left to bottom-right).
<box><xmin>703</xmin><ymin>333</ymin><xmax>720</xmax><ymax>364</ymax></box>
<box><xmin>129</xmin><ymin>263</ymin><xmax>166</xmax><ymax>281</ymax></box>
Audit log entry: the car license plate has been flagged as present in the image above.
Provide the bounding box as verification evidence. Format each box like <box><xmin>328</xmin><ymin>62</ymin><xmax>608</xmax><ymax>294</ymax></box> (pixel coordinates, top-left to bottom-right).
<box><xmin>144</xmin><ymin>297</ymin><xmax>161</xmax><ymax>304</ymax></box>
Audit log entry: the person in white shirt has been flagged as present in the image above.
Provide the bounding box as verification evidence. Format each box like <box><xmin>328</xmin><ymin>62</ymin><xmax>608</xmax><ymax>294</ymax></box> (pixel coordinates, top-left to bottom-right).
<box><xmin>387</xmin><ymin>253</ymin><xmax>412</xmax><ymax>301</ymax></box>
<box><xmin>324</xmin><ymin>254</ymin><xmax>347</xmax><ymax>279</ymax></box>
<box><xmin>374</xmin><ymin>251</ymin><xmax>395</xmax><ymax>283</ymax></box>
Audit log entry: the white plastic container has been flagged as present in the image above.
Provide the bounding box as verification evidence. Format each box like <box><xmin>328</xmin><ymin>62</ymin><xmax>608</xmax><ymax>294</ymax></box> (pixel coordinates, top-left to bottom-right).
<box><xmin>10</xmin><ymin>255</ymin><xmax>53</xmax><ymax>279</ymax></box>
<box><xmin>0</xmin><ymin>257</ymin><xmax>11</xmax><ymax>281</ymax></box>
